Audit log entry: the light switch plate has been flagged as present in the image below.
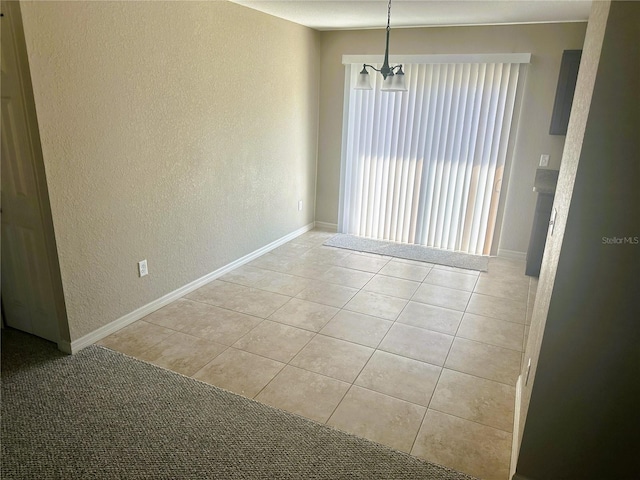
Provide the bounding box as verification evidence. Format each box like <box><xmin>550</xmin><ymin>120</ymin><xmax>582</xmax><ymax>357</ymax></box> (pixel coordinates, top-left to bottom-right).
<box><xmin>540</xmin><ymin>154</ymin><xmax>550</xmax><ymax>167</ymax></box>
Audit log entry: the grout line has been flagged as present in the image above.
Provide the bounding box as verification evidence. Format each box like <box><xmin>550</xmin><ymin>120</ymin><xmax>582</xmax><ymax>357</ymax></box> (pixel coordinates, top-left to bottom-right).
<box><xmin>247</xmin><ymin>326</ymin><xmax>318</xmax><ymax>400</ymax></box>
<box><xmin>124</xmin><ymin>233</ymin><xmax>523</xmax><ymax>464</ymax></box>
<box><xmin>426</xmin><ymin>406</ymin><xmax>515</xmax><ymax>435</ymax></box>
<box><xmin>436</xmin><ymin>365</ymin><xmax>519</xmax><ymax>388</ymax></box>
<box><xmin>325</xmin><ymin>383</ymin><xmax>355</xmax><ymax>426</ymax></box>
<box><xmin>343</xmin><ymin>384</ymin><xmax>431</xmax><ymax>411</ymax></box>
<box><xmin>451</xmin><ymin>333</ymin><xmax>525</xmax><ymax>355</ymax></box>
<box><xmin>409</xmin><ymin>414</ymin><xmax>428</xmax><ymax>456</ymax></box>
<box><xmin>188</xmin><ymin>344</ymin><xmax>232</xmax><ymax>380</ymax></box>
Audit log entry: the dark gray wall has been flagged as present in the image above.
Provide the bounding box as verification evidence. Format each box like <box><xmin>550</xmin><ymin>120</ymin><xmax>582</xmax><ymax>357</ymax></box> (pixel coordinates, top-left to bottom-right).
<box><xmin>516</xmin><ymin>2</ymin><xmax>639</xmax><ymax>478</ymax></box>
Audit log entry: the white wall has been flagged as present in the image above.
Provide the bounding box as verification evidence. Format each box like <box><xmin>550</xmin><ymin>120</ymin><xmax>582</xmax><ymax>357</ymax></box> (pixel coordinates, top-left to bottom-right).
<box><xmin>20</xmin><ymin>1</ymin><xmax>321</xmax><ymax>341</ymax></box>
<box><xmin>316</xmin><ymin>23</ymin><xmax>586</xmax><ymax>255</ymax></box>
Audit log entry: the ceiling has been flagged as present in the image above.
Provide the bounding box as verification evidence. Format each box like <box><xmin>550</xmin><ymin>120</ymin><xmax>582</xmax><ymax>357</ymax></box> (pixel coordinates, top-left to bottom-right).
<box><xmin>229</xmin><ymin>1</ymin><xmax>592</xmax><ymax>31</ymax></box>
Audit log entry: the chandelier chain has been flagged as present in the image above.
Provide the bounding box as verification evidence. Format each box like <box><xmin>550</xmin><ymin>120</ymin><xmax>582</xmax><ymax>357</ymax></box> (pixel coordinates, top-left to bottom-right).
<box><xmin>387</xmin><ymin>0</ymin><xmax>392</xmax><ymax>32</ymax></box>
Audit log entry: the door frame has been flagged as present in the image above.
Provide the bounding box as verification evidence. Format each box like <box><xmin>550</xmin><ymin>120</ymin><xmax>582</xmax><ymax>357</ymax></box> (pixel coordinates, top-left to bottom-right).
<box><xmin>1</xmin><ymin>1</ymin><xmax>70</xmax><ymax>351</ymax></box>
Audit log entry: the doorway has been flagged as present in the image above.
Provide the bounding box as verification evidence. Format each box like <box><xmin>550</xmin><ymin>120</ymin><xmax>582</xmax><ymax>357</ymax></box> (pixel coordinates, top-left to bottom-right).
<box><xmin>1</xmin><ymin>1</ymin><xmax>67</xmax><ymax>345</ymax></box>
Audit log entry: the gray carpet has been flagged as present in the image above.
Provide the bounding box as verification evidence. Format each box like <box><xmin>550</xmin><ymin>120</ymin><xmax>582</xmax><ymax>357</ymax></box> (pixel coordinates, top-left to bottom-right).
<box><xmin>1</xmin><ymin>329</ymin><xmax>477</xmax><ymax>480</ymax></box>
<box><xmin>324</xmin><ymin>234</ymin><xmax>489</xmax><ymax>272</ymax></box>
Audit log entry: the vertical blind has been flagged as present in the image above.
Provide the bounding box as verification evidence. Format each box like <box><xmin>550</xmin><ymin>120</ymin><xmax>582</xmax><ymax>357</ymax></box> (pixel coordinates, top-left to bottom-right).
<box><xmin>339</xmin><ymin>55</ymin><xmax>528</xmax><ymax>255</ymax></box>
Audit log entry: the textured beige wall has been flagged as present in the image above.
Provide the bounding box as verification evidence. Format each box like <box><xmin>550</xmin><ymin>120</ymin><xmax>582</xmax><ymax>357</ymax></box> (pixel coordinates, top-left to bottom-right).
<box><xmin>516</xmin><ymin>1</ymin><xmax>640</xmax><ymax>476</ymax></box>
<box><xmin>515</xmin><ymin>0</ymin><xmax>610</xmax><ymax>453</ymax></box>
<box><xmin>316</xmin><ymin>23</ymin><xmax>586</xmax><ymax>254</ymax></box>
<box><xmin>20</xmin><ymin>1</ymin><xmax>320</xmax><ymax>341</ymax></box>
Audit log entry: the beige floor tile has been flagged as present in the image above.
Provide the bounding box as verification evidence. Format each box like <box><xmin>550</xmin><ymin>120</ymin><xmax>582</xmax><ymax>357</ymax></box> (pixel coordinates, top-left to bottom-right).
<box><xmin>424</xmin><ymin>269</ymin><xmax>479</xmax><ymax>292</ymax></box>
<box><xmin>319</xmin><ymin>310</ymin><xmax>393</xmax><ymax>348</ymax></box>
<box><xmin>396</xmin><ymin>301</ymin><xmax>463</xmax><ymax>335</ymax></box>
<box><xmin>138</xmin><ymin>332</ymin><xmax>226</xmax><ymax>376</ymax></box>
<box><xmin>457</xmin><ymin>313</ymin><xmax>524</xmax><ymax>351</ymax></box>
<box><xmin>297</xmin><ymin>229</ymin><xmax>336</xmax><ymax>243</ymax></box>
<box><xmin>431</xmin><ymin>264</ymin><xmax>480</xmax><ymax>276</ymax></box>
<box><xmin>379</xmin><ymin>323</ymin><xmax>453</xmax><ymax>366</ymax></box>
<box><xmin>255</xmin><ymin>366</ymin><xmax>350</xmax><ymax>423</ymax></box>
<box><xmin>466</xmin><ymin>293</ymin><xmax>527</xmax><ymax>324</ymax></box>
<box><xmin>232</xmin><ymin>320</ymin><xmax>314</xmax><ymax>363</ymax></box>
<box><xmin>176</xmin><ymin>305</ymin><xmax>262</xmax><ymax>346</ymax></box>
<box><xmin>102</xmin><ymin>232</ymin><xmax>529</xmax><ymax>474</ymax></box>
<box><xmin>412</xmin><ymin>284</ymin><xmax>471</xmax><ymax>311</ymax></box>
<box><xmin>290</xmin><ymin>335</ymin><xmax>374</xmax><ymax>383</ymax></box>
<box><xmin>254</xmin><ymin>270</ymin><xmax>312</xmax><ymax>296</ymax></box>
<box><xmin>289</xmin><ymin>231</ymin><xmax>332</xmax><ymax>246</ymax></box>
<box><xmin>327</xmin><ymin>386</ymin><xmax>426</xmax><ymax>453</ymax></box>
<box><xmin>363</xmin><ymin>275</ymin><xmax>420</xmax><ymax>300</ymax></box>
<box><xmin>269</xmin><ymin>298</ymin><xmax>339</xmax><ymax>332</ymax></box>
<box><xmin>393</xmin><ymin>258</ymin><xmax>435</xmax><ymax>268</ymax></box>
<box><xmin>430</xmin><ymin>369</ymin><xmax>515</xmax><ymax>432</ymax></box>
<box><xmin>97</xmin><ymin>320</ymin><xmax>175</xmax><ymax>357</ymax></box>
<box><xmin>186</xmin><ymin>280</ymin><xmax>290</xmax><ymax>318</ymax></box>
<box><xmin>283</xmin><ymin>259</ymin><xmax>333</xmax><ymax>279</ymax></box>
<box><xmin>526</xmin><ymin>288</ymin><xmax>537</xmax><ymax>326</ymax></box>
<box><xmin>221</xmin><ymin>265</ymin><xmax>312</xmax><ymax>296</ymax></box>
<box><xmin>355</xmin><ymin>351</ymin><xmax>441</xmax><ymax>407</ymax></box>
<box><xmin>300</xmin><ymin>246</ymin><xmax>352</xmax><ymax>265</ymax></box>
<box><xmin>347</xmin><ymin>251</ymin><xmax>392</xmax><ymax>261</ymax></box>
<box><xmin>482</xmin><ymin>270</ymin><xmax>528</xmax><ymax>286</ymax></box>
<box><xmin>193</xmin><ymin>347</ymin><xmax>284</xmax><ymax>398</ymax></box>
<box><xmin>445</xmin><ymin>338</ymin><xmax>521</xmax><ymax>385</ymax></box>
<box><xmin>488</xmin><ymin>256</ymin><xmax>525</xmax><ymax>269</ymax></box>
<box><xmin>142</xmin><ymin>298</ymin><xmax>217</xmax><ymax>331</ymax></box>
<box><xmin>220</xmin><ymin>264</ymin><xmax>272</xmax><ymax>286</ymax></box>
<box><xmin>269</xmin><ymin>242</ymin><xmax>315</xmax><ymax>258</ymax></box>
<box><xmin>246</xmin><ymin>253</ymin><xmax>294</xmax><ymax>274</ymax></box>
<box><xmin>344</xmin><ymin>290</ymin><xmax>408</xmax><ymax>320</ymax></box>
<box><xmin>339</xmin><ymin>253</ymin><xmax>389</xmax><ymax>273</ymax></box>
<box><xmin>482</xmin><ymin>263</ymin><xmax>526</xmax><ymax>279</ymax></box>
<box><xmin>378</xmin><ymin>260</ymin><xmax>431</xmax><ymax>282</ymax></box>
<box><xmin>525</xmin><ymin>304</ymin><xmax>534</xmax><ymax>326</ymax></box>
<box><xmin>485</xmin><ymin>257</ymin><xmax>526</xmax><ymax>278</ymax></box>
<box><xmin>295</xmin><ymin>281</ymin><xmax>359</xmax><ymax>308</ymax></box>
<box><xmin>288</xmin><ymin>236</ymin><xmax>323</xmax><ymax>248</ymax></box>
<box><xmin>412</xmin><ymin>409</ymin><xmax>512</xmax><ymax>480</ymax></box>
<box><xmin>474</xmin><ymin>275</ymin><xmax>529</xmax><ymax>303</ymax></box>
<box><xmin>318</xmin><ymin>266</ymin><xmax>375</xmax><ymax>289</ymax></box>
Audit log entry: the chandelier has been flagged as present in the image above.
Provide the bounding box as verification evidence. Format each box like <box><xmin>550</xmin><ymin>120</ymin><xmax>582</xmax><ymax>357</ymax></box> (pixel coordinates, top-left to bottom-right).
<box><xmin>355</xmin><ymin>0</ymin><xmax>407</xmax><ymax>92</ymax></box>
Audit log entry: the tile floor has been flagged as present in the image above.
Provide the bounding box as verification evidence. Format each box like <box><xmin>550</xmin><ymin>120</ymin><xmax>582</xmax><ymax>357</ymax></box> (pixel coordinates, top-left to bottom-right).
<box><xmin>99</xmin><ymin>229</ymin><xmax>536</xmax><ymax>480</ymax></box>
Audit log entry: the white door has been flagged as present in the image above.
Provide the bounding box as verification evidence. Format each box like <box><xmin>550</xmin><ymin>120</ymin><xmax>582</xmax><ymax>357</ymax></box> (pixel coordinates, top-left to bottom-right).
<box><xmin>1</xmin><ymin>2</ymin><xmax>60</xmax><ymax>342</ymax></box>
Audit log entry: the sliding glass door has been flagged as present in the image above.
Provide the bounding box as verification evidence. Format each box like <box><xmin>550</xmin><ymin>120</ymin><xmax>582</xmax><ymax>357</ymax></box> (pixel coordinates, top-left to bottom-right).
<box><xmin>339</xmin><ymin>55</ymin><xmax>528</xmax><ymax>255</ymax></box>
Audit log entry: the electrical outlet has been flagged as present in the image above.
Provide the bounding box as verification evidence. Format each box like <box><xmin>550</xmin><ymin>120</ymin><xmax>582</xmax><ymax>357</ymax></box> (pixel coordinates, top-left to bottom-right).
<box><xmin>138</xmin><ymin>259</ymin><xmax>148</xmax><ymax>277</ymax></box>
<box><xmin>298</xmin><ymin>200</ymin><xmax>303</xmax><ymax>211</ymax></box>
<box><xmin>539</xmin><ymin>154</ymin><xmax>550</xmax><ymax>167</ymax></box>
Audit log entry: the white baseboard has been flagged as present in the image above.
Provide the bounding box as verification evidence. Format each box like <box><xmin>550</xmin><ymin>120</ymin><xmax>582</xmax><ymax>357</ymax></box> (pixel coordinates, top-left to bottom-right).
<box><xmin>498</xmin><ymin>248</ymin><xmax>527</xmax><ymax>261</ymax></box>
<box><xmin>314</xmin><ymin>221</ymin><xmax>337</xmax><ymax>232</ymax></box>
<box><xmin>68</xmin><ymin>223</ymin><xmax>315</xmax><ymax>353</ymax></box>
<box><xmin>510</xmin><ymin>375</ymin><xmax>523</xmax><ymax>479</ymax></box>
